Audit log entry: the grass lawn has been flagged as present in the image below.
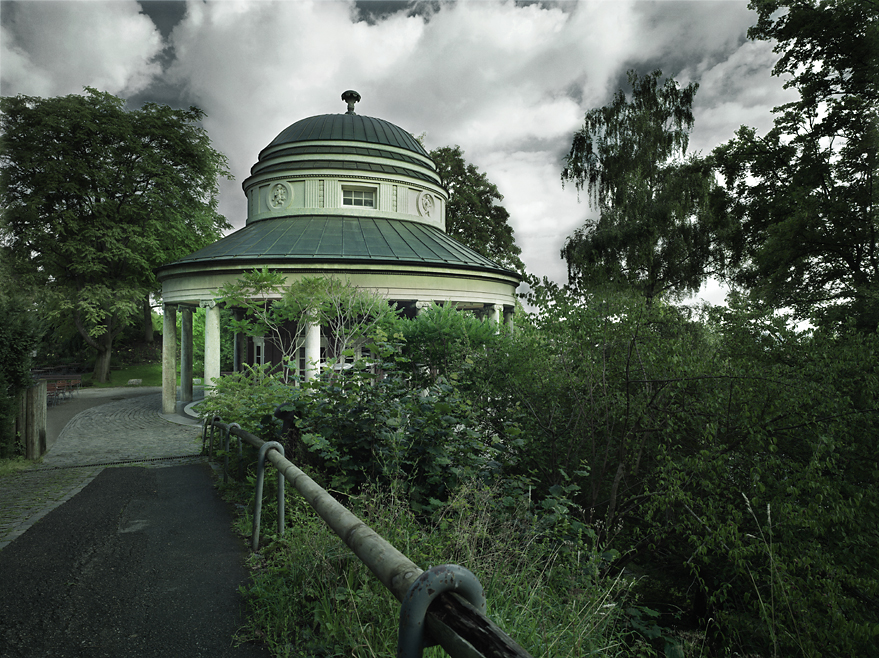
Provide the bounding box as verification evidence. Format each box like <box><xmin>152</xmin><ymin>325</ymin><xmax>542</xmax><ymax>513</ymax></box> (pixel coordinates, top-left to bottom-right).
<box><xmin>82</xmin><ymin>362</ymin><xmax>204</xmax><ymax>388</ymax></box>
<box><xmin>83</xmin><ymin>362</ymin><xmax>164</xmax><ymax>388</ymax></box>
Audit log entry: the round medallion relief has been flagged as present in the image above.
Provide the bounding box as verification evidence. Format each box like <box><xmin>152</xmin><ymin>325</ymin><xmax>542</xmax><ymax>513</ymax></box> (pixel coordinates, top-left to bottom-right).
<box><xmin>267</xmin><ymin>182</ymin><xmax>292</xmax><ymax>210</ymax></box>
<box><xmin>417</xmin><ymin>191</ymin><xmax>436</xmax><ymax>218</ymax></box>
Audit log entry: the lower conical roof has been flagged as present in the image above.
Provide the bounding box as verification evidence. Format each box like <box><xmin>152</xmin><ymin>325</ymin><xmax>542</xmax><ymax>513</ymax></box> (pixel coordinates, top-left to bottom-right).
<box><xmin>158</xmin><ymin>215</ymin><xmax>518</xmax><ymax>277</ymax></box>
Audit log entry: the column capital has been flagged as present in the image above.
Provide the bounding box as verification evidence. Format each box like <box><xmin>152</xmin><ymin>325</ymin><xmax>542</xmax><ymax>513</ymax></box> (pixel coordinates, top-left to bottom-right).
<box><xmin>415</xmin><ymin>300</ymin><xmax>433</xmax><ymax>310</ymax></box>
<box><xmin>199</xmin><ymin>299</ymin><xmax>217</xmax><ymax>310</ymax></box>
<box><xmin>492</xmin><ymin>304</ymin><xmax>504</xmax><ymax>312</ymax></box>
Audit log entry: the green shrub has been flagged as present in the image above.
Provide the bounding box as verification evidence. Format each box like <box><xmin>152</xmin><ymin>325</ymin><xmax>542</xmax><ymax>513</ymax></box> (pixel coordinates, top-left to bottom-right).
<box><xmin>237</xmin><ymin>480</ymin><xmax>635</xmax><ymax>658</ymax></box>
<box><xmin>198</xmin><ymin>364</ymin><xmax>293</xmax><ymax>440</ymax></box>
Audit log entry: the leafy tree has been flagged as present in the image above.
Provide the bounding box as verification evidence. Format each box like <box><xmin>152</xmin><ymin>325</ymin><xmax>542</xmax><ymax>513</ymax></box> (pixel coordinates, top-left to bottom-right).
<box><xmin>640</xmin><ymin>302</ymin><xmax>879</xmax><ymax>656</ymax></box>
<box><xmin>469</xmin><ymin>283</ymin><xmax>717</xmax><ymax>541</ymax></box>
<box><xmin>217</xmin><ymin>268</ymin><xmax>310</xmax><ymax>383</ymax></box>
<box><xmin>0</xmin><ymin>88</ymin><xmax>231</xmax><ymax>382</ymax></box>
<box><xmin>713</xmin><ymin>0</ymin><xmax>879</xmax><ymax>329</ymax></box>
<box><xmin>561</xmin><ymin>70</ymin><xmax>726</xmax><ymax>303</ymax></box>
<box><xmin>430</xmin><ymin>145</ymin><xmax>525</xmax><ymax>273</ymax></box>
<box><xmin>469</xmin><ymin>280</ymin><xmax>879</xmax><ymax>655</ymax></box>
<box><xmin>394</xmin><ymin>301</ymin><xmax>501</xmax><ymax>388</ymax></box>
<box><xmin>217</xmin><ymin>270</ymin><xmax>399</xmax><ymax>383</ymax></box>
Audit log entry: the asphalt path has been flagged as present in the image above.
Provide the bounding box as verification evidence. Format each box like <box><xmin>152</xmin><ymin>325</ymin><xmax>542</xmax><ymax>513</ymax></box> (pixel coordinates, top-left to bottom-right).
<box><xmin>0</xmin><ymin>464</ymin><xmax>268</xmax><ymax>658</ymax></box>
<box><xmin>0</xmin><ymin>389</ymin><xmax>270</xmax><ymax>658</ymax></box>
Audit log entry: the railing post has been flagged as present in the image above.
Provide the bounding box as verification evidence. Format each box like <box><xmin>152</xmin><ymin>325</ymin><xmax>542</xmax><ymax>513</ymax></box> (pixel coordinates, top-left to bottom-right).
<box><xmin>398</xmin><ymin>565</ymin><xmax>486</xmax><ymax>658</ymax></box>
<box><xmin>236</xmin><ymin>426</ymin><xmax>244</xmax><ymax>481</ymax></box>
<box><xmin>204</xmin><ymin>415</ymin><xmax>221</xmax><ymax>457</ymax></box>
<box><xmin>226</xmin><ymin>423</ymin><xmax>242</xmax><ymax>483</ymax></box>
<box><xmin>222</xmin><ymin>426</ymin><xmax>231</xmax><ymax>483</ymax></box>
<box><xmin>252</xmin><ymin>441</ymin><xmax>284</xmax><ymax>551</ymax></box>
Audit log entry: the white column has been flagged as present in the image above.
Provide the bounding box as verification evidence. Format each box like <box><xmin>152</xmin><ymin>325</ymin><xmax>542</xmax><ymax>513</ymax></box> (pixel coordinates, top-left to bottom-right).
<box><xmin>202</xmin><ymin>300</ymin><xmax>221</xmax><ymax>392</ymax></box>
<box><xmin>161</xmin><ymin>304</ymin><xmax>177</xmax><ymax>414</ymax></box>
<box><xmin>415</xmin><ymin>300</ymin><xmax>432</xmax><ymax>316</ymax></box>
<box><xmin>181</xmin><ymin>308</ymin><xmax>193</xmax><ymax>403</ymax></box>
<box><xmin>504</xmin><ymin>309</ymin><xmax>515</xmax><ymax>331</ymax></box>
<box><xmin>253</xmin><ymin>337</ymin><xmax>265</xmax><ymax>366</ymax></box>
<box><xmin>304</xmin><ymin>320</ymin><xmax>321</xmax><ymax>381</ymax></box>
<box><xmin>489</xmin><ymin>304</ymin><xmax>503</xmax><ymax>325</ymax></box>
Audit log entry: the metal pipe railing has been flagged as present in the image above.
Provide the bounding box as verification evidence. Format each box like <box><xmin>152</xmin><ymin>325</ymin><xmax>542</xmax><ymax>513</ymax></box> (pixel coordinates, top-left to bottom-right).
<box><xmin>203</xmin><ymin>417</ymin><xmax>533</xmax><ymax>658</ymax></box>
<box><xmin>252</xmin><ymin>441</ymin><xmax>285</xmax><ymax>550</ymax></box>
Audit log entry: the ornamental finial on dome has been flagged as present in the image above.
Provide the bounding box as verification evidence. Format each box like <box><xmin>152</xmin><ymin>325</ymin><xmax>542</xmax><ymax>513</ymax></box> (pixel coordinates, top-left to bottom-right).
<box><xmin>341</xmin><ymin>90</ymin><xmax>361</xmax><ymax>115</ymax></box>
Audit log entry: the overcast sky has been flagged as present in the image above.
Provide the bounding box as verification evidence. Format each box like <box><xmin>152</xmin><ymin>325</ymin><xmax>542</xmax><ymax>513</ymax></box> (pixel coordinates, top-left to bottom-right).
<box><xmin>0</xmin><ymin>0</ymin><xmax>796</xmax><ymax>304</ymax></box>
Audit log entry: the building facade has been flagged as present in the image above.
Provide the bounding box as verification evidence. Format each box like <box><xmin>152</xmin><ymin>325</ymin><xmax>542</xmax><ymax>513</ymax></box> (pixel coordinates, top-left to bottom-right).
<box><xmin>156</xmin><ymin>92</ymin><xmax>520</xmax><ymax>414</ymax></box>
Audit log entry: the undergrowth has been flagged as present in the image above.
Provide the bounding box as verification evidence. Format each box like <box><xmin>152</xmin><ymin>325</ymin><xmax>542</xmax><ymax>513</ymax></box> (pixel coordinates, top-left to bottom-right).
<box><xmin>0</xmin><ymin>456</ymin><xmax>33</xmax><ymax>478</ymax></box>
<box><xmin>221</xmin><ymin>470</ymin><xmax>651</xmax><ymax>658</ymax></box>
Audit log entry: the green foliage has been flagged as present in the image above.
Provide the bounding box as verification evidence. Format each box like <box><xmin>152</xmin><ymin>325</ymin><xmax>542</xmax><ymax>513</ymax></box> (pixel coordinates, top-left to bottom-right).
<box><xmin>199</xmin><ymin>364</ymin><xmax>292</xmax><ymax>440</ymax></box>
<box><xmin>217</xmin><ymin>268</ymin><xmax>302</xmax><ymax>381</ymax></box>
<box><xmin>561</xmin><ymin>70</ymin><xmax>727</xmax><ymax>303</ymax></box>
<box><xmin>209</xmin><ymin>274</ymin><xmax>879</xmax><ymax>656</ymax></box>
<box><xmin>289</xmin><ymin>364</ymin><xmax>498</xmax><ymax>510</ymax></box>
<box><xmin>0</xmin><ymin>88</ymin><xmax>231</xmax><ymax>381</ymax></box>
<box><xmin>430</xmin><ymin>145</ymin><xmax>525</xmax><ymax>273</ymax></box>
<box><xmin>470</xmin><ymin>283</ymin><xmax>709</xmax><ymax>540</ymax></box>
<box><xmin>83</xmin><ymin>362</ymin><xmax>162</xmax><ymax>388</ymax></box>
<box><xmin>0</xmin><ymin>292</ymin><xmax>42</xmax><ymax>457</ymax></box>
<box><xmin>237</xmin><ymin>481</ymin><xmax>635</xmax><ymax>658</ymax></box>
<box><xmin>640</xmin><ymin>302</ymin><xmax>879</xmax><ymax>656</ymax></box>
<box><xmin>218</xmin><ymin>271</ymin><xmax>400</xmax><ymax>382</ymax></box>
<box><xmin>394</xmin><ymin>301</ymin><xmax>502</xmax><ymax>387</ymax></box>
<box><xmin>204</xmin><ymin>347</ymin><xmax>499</xmax><ymax>510</ymax></box>
<box><xmin>713</xmin><ymin>0</ymin><xmax>879</xmax><ymax>329</ymax></box>
<box><xmin>471</xmin><ymin>280</ymin><xmax>879</xmax><ymax>655</ymax></box>
<box><xmin>0</xmin><ymin>456</ymin><xmax>30</xmax><ymax>478</ymax></box>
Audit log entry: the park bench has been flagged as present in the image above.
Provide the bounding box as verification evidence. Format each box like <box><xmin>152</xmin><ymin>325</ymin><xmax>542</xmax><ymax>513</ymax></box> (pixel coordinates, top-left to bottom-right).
<box><xmin>41</xmin><ymin>375</ymin><xmax>82</xmax><ymax>406</ymax></box>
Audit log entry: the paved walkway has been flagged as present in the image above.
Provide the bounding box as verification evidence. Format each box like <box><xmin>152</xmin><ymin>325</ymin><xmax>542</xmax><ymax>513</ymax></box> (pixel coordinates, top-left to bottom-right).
<box><xmin>0</xmin><ymin>388</ymin><xmax>268</xmax><ymax>657</ymax></box>
<box><xmin>1</xmin><ymin>388</ymin><xmax>204</xmax><ymax>550</ymax></box>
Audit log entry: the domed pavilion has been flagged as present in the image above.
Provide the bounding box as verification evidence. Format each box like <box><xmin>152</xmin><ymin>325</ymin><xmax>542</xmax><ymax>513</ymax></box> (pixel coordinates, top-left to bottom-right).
<box><xmin>157</xmin><ymin>91</ymin><xmax>520</xmax><ymax>414</ymax></box>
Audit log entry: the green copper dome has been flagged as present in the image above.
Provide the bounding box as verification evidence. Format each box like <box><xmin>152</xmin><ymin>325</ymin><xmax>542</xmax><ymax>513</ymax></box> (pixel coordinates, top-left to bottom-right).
<box><xmin>250</xmin><ymin>111</ymin><xmax>439</xmax><ymax>185</ymax></box>
<box><xmin>262</xmin><ymin>114</ymin><xmax>429</xmax><ymax>158</ymax></box>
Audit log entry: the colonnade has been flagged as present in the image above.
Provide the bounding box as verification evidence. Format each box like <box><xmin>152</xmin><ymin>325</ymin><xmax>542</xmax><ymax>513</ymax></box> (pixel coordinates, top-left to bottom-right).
<box><xmin>161</xmin><ymin>299</ymin><xmax>513</xmax><ymax>416</ymax></box>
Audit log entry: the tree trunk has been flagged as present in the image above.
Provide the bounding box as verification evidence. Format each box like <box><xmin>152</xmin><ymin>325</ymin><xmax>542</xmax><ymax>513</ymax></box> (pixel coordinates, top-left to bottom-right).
<box><xmin>92</xmin><ymin>331</ymin><xmax>114</xmax><ymax>383</ymax></box>
<box><xmin>143</xmin><ymin>296</ymin><xmax>154</xmax><ymax>344</ymax></box>
<box><xmin>74</xmin><ymin>309</ymin><xmax>116</xmax><ymax>384</ymax></box>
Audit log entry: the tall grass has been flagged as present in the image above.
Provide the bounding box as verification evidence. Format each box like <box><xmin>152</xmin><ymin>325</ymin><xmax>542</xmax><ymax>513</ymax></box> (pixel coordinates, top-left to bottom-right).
<box><xmin>232</xmin><ymin>477</ymin><xmax>639</xmax><ymax>657</ymax></box>
<box><xmin>739</xmin><ymin>495</ymin><xmax>811</xmax><ymax>658</ymax></box>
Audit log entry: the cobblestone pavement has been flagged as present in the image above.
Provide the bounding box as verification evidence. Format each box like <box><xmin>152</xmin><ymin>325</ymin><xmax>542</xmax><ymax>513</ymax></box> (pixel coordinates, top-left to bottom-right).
<box><xmin>0</xmin><ymin>392</ymin><xmax>205</xmax><ymax>551</ymax></box>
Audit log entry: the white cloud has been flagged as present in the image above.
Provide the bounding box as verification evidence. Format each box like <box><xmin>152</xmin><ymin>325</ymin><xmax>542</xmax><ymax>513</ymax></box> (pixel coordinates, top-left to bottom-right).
<box><xmin>481</xmin><ymin>148</ymin><xmax>589</xmax><ymax>285</ymax></box>
<box><xmin>0</xmin><ymin>0</ymin><xmax>163</xmax><ymax>97</ymax></box>
<box><xmin>686</xmin><ymin>39</ymin><xmax>798</xmax><ymax>153</ymax></box>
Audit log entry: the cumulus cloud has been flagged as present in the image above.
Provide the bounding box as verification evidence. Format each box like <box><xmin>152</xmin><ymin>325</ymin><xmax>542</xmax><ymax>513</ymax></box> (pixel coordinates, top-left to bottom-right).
<box><xmin>686</xmin><ymin>39</ymin><xmax>798</xmax><ymax>153</ymax></box>
<box><xmin>0</xmin><ymin>0</ymin><xmax>163</xmax><ymax>97</ymax></box>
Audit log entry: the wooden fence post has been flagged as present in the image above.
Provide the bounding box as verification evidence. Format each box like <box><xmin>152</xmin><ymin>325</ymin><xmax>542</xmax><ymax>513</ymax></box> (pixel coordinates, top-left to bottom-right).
<box><xmin>24</xmin><ymin>380</ymin><xmax>47</xmax><ymax>460</ymax></box>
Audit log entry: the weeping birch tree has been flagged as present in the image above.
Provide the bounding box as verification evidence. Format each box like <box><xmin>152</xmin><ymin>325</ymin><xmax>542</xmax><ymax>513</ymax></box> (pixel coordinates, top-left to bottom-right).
<box><xmin>561</xmin><ymin>70</ymin><xmax>727</xmax><ymax>303</ymax></box>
